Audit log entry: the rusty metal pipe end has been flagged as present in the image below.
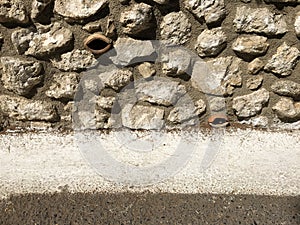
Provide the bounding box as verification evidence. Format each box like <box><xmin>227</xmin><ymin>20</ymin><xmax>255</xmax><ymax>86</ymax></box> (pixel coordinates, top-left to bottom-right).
<box><xmin>83</xmin><ymin>33</ymin><xmax>112</xmax><ymax>55</ymax></box>
<box><xmin>208</xmin><ymin>114</ymin><xmax>229</xmax><ymax>128</ymax></box>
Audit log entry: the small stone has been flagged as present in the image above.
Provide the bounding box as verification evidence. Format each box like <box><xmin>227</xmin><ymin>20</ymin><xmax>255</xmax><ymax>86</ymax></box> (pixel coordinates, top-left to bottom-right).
<box><xmin>95</xmin><ymin>96</ymin><xmax>116</xmax><ymax>110</ymax></box>
<box><xmin>191</xmin><ymin>56</ymin><xmax>242</xmax><ymax>96</ymax></box>
<box><xmin>136</xmin><ymin>79</ymin><xmax>186</xmax><ymax>106</ymax></box>
<box><xmin>51</xmin><ymin>49</ymin><xmax>97</xmax><ymax>72</ymax></box>
<box><xmin>61</xmin><ymin>101</ymin><xmax>74</xmax><ymax>121</ymax></box>
<box><xmin>152</xmin><ymin>0</ymin><xmax>169</xmax><ymax>4</ymax></box>
<box><xmin>119</xmin><ymin>0</ymin><xmax>130</xmax><ymax>4</ymax></box>
<box><xmin>0</xmin><ymin>95</ymin><xmax>58</xmax><ymax>121</ymax></box>
<box><xmin>31</xmin><ymin>0</ymin><xmax>52</xmax><ymax>21</ymax></box>
<box><xmin>273</xmin><ymin>98</ymin><xmax>300</xmax><ymax>122</ymax></box>
<box><xmin>11</xmin><ymin>28</ymin><xmax>34</xmax><ymax>55</ymax></box>
<box><xmin>160</xmin><ymin>11</ymin><xmax>191</xmax><ymax>45</ymax></box>
<box><xmin>54</xmin><ymin>0</ymin><xmax>108</xmax><ymax>22</ymax></box>
<box><xmin>120</xmin><ymin>3</ymin><xmax>153</xmax><ymax>35</ymax></box>
<box><xmin>195</xmin><ymin>28</ymin><xmax>227</xmax><ymax>57</ymax></box>
<box><xmin>209</xmin><ymin>96</ymin><xmax>226</xmax><ymax>112</ymax></box>
<box><xmin>248</xmin><ymin>58</ymin><xmax>264</xmax><ymax>75</ymax></box>
<box><xmin>295</xmin><ymin>12</ymin><xmax>300</xmax><ymax>38</ymax></box>
<box><xmin>232</xmin><ymin>35</ymin><xmax>269</xmax><ymax>57</ymax></box>
<box><xmin>271</xmin><ymin>80</ymin><xmax>300</xmax><ymax>99</ymax></box>
<box><xmin>232</xmin><ymin>88</ymin><xmax>270</xmax><ymax>118</ymax></box>
<box><xmin>0</xmin><ymin>0</ymin><xmax>29</xmax><ymax>25</ymax></box>
<box><xmin>264</xmin><ymin>42</ymin><xmax>299</xmax><ymax>76</ymax></box>
<box><xmin>0</xmin><ymin>57</ymin><xmax>43</xmax><ymax>96</ymax></box>
<box><xmin>82</xmin><ymin>21</ymin><xmax>102</xmax><ymax>33</ymax></box>
<box><xmin>122</xmin><ymin>104</ymin><xmax>165</xmax><ymax>130</ymax></box>
<box><xmin>137</xmin><ymin>62</ymin><xmax>156</xmax><ymax>78</ymax></box>
<box><xmin>94</xmin><ymin>110</ymin><xmax>110</xmax><ymax>129</ymax></box>
<box><xmin>239</xmin><ymin>116</ymin><xmax>269</xmax><ymax>128</ymax></box>
<box><xmin>246</xmin><ymin>75</ymin><xmax>264</xmax><ymax>90</ymax></box>
<box><xmin>233</xmin><ymin>6</ymin><xmax>288</xmax><ymax>36</ymax></box>
<box><xmin>46</xmin><ymin>73</ymin><xmax>79</xmax><ymax>100</ymax></box>
<box><xmin>161</xmin><ymin>48</ymin><xmax>192</xmax><ymax>76</ymax></box>
<box><xmin>100</xmin><ymin>68</ymin><xmax>133</xmax><ymax>91</ymax></box>
<box><xmin>110</xmin><ymin>38</ymin><xmax>155</xmax><ymax>66</ymax></box>
<box><xmin>184</xmin><ymin>0</ymin><xmax>226</xmax><ymax>25</ymax></box>
<box><xmin>105</xmin><ymin>18</ymin><xmax>117</xmax><ymax>39</ymax></box>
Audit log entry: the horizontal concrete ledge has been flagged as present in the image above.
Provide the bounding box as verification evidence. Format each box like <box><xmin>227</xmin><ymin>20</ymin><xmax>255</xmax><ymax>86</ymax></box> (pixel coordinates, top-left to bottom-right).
<box><xmin>0</xmin><ymin>128</ymin><xmax>299</xmax><ymax>199</ymax></box>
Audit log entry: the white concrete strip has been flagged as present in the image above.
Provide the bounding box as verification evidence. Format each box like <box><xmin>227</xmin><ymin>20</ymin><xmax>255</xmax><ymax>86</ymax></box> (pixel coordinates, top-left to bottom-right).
<box><xmin>0</xmin><ymin>128</ymin><xmax>299</xmax><ymax>199</ymax></box>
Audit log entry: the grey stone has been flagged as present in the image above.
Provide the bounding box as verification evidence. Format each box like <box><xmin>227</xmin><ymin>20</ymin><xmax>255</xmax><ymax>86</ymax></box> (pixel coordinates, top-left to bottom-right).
<box><xmin>82</xmin><ymin>21</ymin><xmax>102</xmax><ymax>33</ymax></box>
<box><xmin>246</xmin><ymin>75</ymin><xmax>264</xmax><ymax>90</ymax></box>
<box><xmin>232</xmin><ymin>35</ymin><xmax>269</xmax><ymax>57</ymax></box>
<box><xmin>0</xmin><ymin>57</ymin><xmax>43</xmax><ymax>96</ymax></box>
<box><xmin>122</xmin><ymin>104</ymin><xmax>164</xmax><ymax>130</ymax></box>
<box><xmin>137</xmin><ymin>62</ymin><xmax>156</xmax><ymax>78</ymax></box>
<box><xmin>100</xmin><ymin>68</ymin><xmax>133</xmax><ymax>91</ymax></box>
<box><xmin>273</xmin><ymin>98</ymin><xmax>300</xmax><ymax>121</ymax></box>
<box><xmin>195</xmin><ymin>28</ymin><xmax>227</xmax><ymax>57</ymax></box>
<box><xmin>0</xmin><ymin>0</ymin><xmax>29</xmax><ymax>24</ymax></box>
<box><xmin>295</xmin><ymin>11</ymin><xmax>300</xmax><ymax>38</ymax></box>
<box><xmin>248</xmin><ymin>58</ymin><xmax>264</xmax><ymax>75</ymax></box>
<box><xmin>31</xmin><ymin>0</ymin><xmax>53</xmax><ymax>21</ymax></box>
<box><xmin>110</xmin><ymin>38</ymin><xmax>155</xmax><ymax>66</ymax></box>
<box><xmin>54</xmin><ymin>0</ymin><xmax>108</xmax><ymax>22</ymax></box>
<box><xmin>191</xmin><ymin>56</ymin><xmax>243</xmax><ymax>96</ymax></box>
<box><xmin>232</xmin><ymin>88</ymin><xmax>270</xmax><ymax>118</ymax></box>
<box><xmin>120</xmin><ymin>3</ymin><xmax>153</xmax><ymax>35</ymax></box>
<box><xmin>136</xmin><ymin>79</ymin><xmax>186</xmax><ymax>106</ymax></box>
<box><xmin>46</xmin><ymin>72</ymin><xmax>79</xmax><ymax>100</ymax></box>
<box><xmin>208</xmin><ymin>96</ymin><xmax>226</xmax><ymax>112</ymax></box>
<box><xmin>239</xmin><ymin>116</ymin><xmax>269</xmax><ymax>128</ymax></box>
<box><xmin>184</xmin><ymin>0</ymin><xmax>226</xmax><ymax>25</ymax></box>
<box><xmin>271</xmin><ymin>80</ymin><xmax>300</xmax><ymax>99</ymax></box>
<box><xmin>264</xmin><ymin>42</ymin><xmax>299</xmax><ymax>76</ymax></box>
<box><xmin>233</xmin><ymin>6</ymin><xmax>288</xmax><ymax>36</ymax></box>
<box><xmin>0</xmin><ymin>95</ymin><xmax>58</xmax><ymax>121</ymax></box>
<box><xmin>160</xmin><ymin>11</ymin><xmax>191</xmax><ymax>45</ymax></box>
<box><xmin>51</xmin><ymin>49</ymin><xmax>97</xmax><ymax>72</ymax></box>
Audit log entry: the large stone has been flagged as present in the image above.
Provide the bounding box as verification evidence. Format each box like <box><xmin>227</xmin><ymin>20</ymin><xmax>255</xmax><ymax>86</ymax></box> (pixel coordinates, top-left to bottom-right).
<box><xmin>295</xmin><ymin>12</ymin><xmax>300</xmax><ymax>38</ymax></box>
<box><xmin>232</xmin><ymin>88</ymin><xmax>270</xmax><ymax>118</ymax></box>
<box><xmin>191</xmin><ymin>56</ymin><xmax>243</xmax><ymax>96</ymax></box>
<box><xmin>12</xmin><ymin>23</ymin><xmax>73</xmax><ymax>59</ymax></box>
<box><xmin>100</xmin><ymin>68</ymin><xmax>133</xmax><ymax>91</ymax></box>
<box><xmin>271</xmin><ymin>80</ymin><xmax>300</xmax><ymax>99</ymax></box>
<box><xmin>264</xmin><ymin>42</ymin><xmax>299</xmax><ymax>76</ymax></box>
<box><xmin>195</xmin><ymin>28</ymin><xmax>227</xmax><ymax>57</ymax></box>
<box><xmin>232</xmin><ymin>35</ymin><xmax>269</xmax><ymax>57</ymax></box>
<box><xmin>160</xmin><ymin>11</ymin><xmax>191</xmax><ymax>45</ymax></box>
<box><xmin>120</xmin><ymin>3</ymin><xmax>153</xmax><ymax>35</ymax></box>
<box><xmin>51</xmin><ymin>49</ymin><xmax>97</xmax><ymax>72</ymax></box>
<box><xmin>122</xmin><ymin>104</ymin><xmax>164</xmax><ymax>130</ymax></box>
<box><xmin>0</xmin><ymin>0</ymin><xmax>29</xmax><ymax>25</ymax></box>
<box><xmin>110</xmin><ymin>38</ymin><xmax>155</xmax><ymax>66</ymax></box>
<box><xmin>0</xmin><ymin>57</ymin><xmax>43</xmax><ymax>96</ymax></box>
<box><xmin>31</xmin><ymin>0</ymin><xmax>53</xmax><ymax>21</ymax></box>
<box><xmin>233</xmin><ymin>6</ymin><xmax>288</xmax><ymax>36</ymax></box>
<box><xmin>184</xmin><ymin>0</ymin><xmax>226</xmax><ymax>25</ymax></box>
<box><xmin>135</xmin><ymin>79</ymin><xmax>186</xmax><ymax>106</ymax></box>
<box><xmin>54</xmin><ymin>0</ymin><xmax>108</xmax><ymax>22</ymax></box>
<box><xmin>46</xmin><ymin>73</ymin><xmax>79</xmax><ymax>100</ymax></box>
<box><xmin>0</xmin><ymin>95</ymin><xmax>58</xmax><ymax>121</ymax></box>
<box><xmin>273</xmin><ymin>98</ymin><xmax>300</xmax><ymax>122</ymax></box>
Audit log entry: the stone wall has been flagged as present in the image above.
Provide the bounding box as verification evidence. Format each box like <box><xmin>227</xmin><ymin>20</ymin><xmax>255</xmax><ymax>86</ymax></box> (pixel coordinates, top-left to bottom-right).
<box><xmin>0</xmin><ymin>0</ymin><xmax>300</xmax><ymax>131</ymax></box>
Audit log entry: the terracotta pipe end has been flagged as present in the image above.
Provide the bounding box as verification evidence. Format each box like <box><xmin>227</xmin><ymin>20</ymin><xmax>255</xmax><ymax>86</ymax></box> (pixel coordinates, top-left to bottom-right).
<box><xmin>83</xmin><ymin>33</ymin><xmax>112</xmax><ymax>55</ymax></box>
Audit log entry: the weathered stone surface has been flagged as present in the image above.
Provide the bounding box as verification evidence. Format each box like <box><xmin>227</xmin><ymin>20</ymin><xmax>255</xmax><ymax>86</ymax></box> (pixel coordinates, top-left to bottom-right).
<box><xmin>232</xmin><ymin>88</ymin><xmax>270</xmax><ymax>118</ymax></box>
<box><xmin>46</xmin><ymin>73</ymin><xmax>79</xmax><ymax>99</ymax></box>
<box><xmin>152</xmin><ymin>0</ymin><xmax>169</xmax><ymax>4</ymax></box>
<box><xmin>0</xmin><ymin>0</ymin><xmax>29</xmax><ymax>24</ymax></box>
<box><xmin>0</xmin><ymin>57</ymin><xmax>43</xmax><ymax>96</ymax></box>
<box><xmin>100</xmin><ymin>68</ymin><xmax>133</xmax><ymax>91</ymax></box>
<box><xmin>161</xmin><ymin>48</ymin><xmax>192</xmax><ymax>76</ymax></box>
<box><xmin>209</xmin><ymin>96</ymin><xmax>226</xmax><ymax>112</ymax></box>
<box><xmin>51</xmin><ymin>49</ymin><xmax>97</xmax><ymax>72</ymax></box>
<box><xmin>246</xmin><ymin>75</ymin><xmax>264</xmax><ymax>90</ymax></box>
<box><xmin>264</xmin><ymin>42</ymin><xmax>299</xmax><ymax>76</ymax></box>
<box><xmin>12</xmin><ymin>23</ymin><xmax>73</xmax><ymax>58</ymax></box>
<box><xmin>195</xmin><ymin>28</ymin><xmax>227</xmax><ymax>57</ymax></box>
<box><xmin>31</xmin><ymin>0</ymin><xmax>53</xmax><ymax>21</ymax></box>
<box><xmin>61</xmin><ymin>101</ymin><xmax>74</xmax><ymax>121</ymax></box>
<box><xmin>271</xmin><ymin>80</ymin><xmax>300</xmax><ymax>99</ymax></box>
<box><xmin>273</xmin><ymin>98</ymin><xmax>300</xmax><ymax>121</ymax></box>
<box><xmin>95</xmin><ymin>96</ymin><xmax>116</xmax><ymax>110</ymax></box>
<box><xmin>54</xmin><ymin>0</ymin><xmax>108</xmax><ymax>21</ymax></box>
<box><xmin>122</xmin><ymin>104</ymin><xmax>164</xmax><ymax>129</ymax></box>
<box><xmin>160</xmin><ymin>11</ymin><xmax>191</xmax><ymax>45</ymax></box>
<box><xmin>265</xmin><ymin>0</ymin><xmax>300</xmax><ymax>2</ymax></box>
<box><xmin>248</xmin><ymin>58</ymin><xmax>264</xmax><ymax>75</ymax></box>
<box><xmin>295</xmin><ymin>12</ymin><xmax>300</xmax><ymax>38</ymax></box>
<box><xmin>233</xmin><ymin>6</ymin><xmax>288</xmax><ymax>36</ymax></box>
<box><xmin>0</xmin><ymin>95</ymin><xmax>57</xmax><ymax>121</ymax></box>
<box><xmin>82</xmin><ymin>21</ymin><xmax>102</xmax><ymax>33</ymax></box>
<box><xmin>110</xmin><ymin>38</ymin><xmax>155</xmax><ymax>66</ymax></box>
<box><xmin>184</xmin><ymin>0</ymin><xmax>226</xmax><ymax>24</ymax></box>
<box><xmin>167</xmin><ymin>98</ymin><xmax>206</xmax><ymax>124</ymax></box>
<box><xmin>137</xmin><ymin>62</ymin><xmax>156</xmax><ymax>78</ymax></box>
<box><xmin>136</xmin><ymin>79</ymin><xmax>186</xmax><ymax>106</ymax></box>
<box><xmin>191</xmin><ymin>56</ymin><xmax>243</xmax><ymax>96</ymax></box>
<box><xmin>239</xmin><ymin>116</ymin><xmax>269</xmax><ymax>128</ymax></box>
<box><xmin>120</xmin><ymin>3</ymin><xmax>153</xmax><ymax>35</ymax></box>
<box><xmin>232</xmin><ymin>35</ymin><xmax>269</xmax><ymax>57</ymax></box>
